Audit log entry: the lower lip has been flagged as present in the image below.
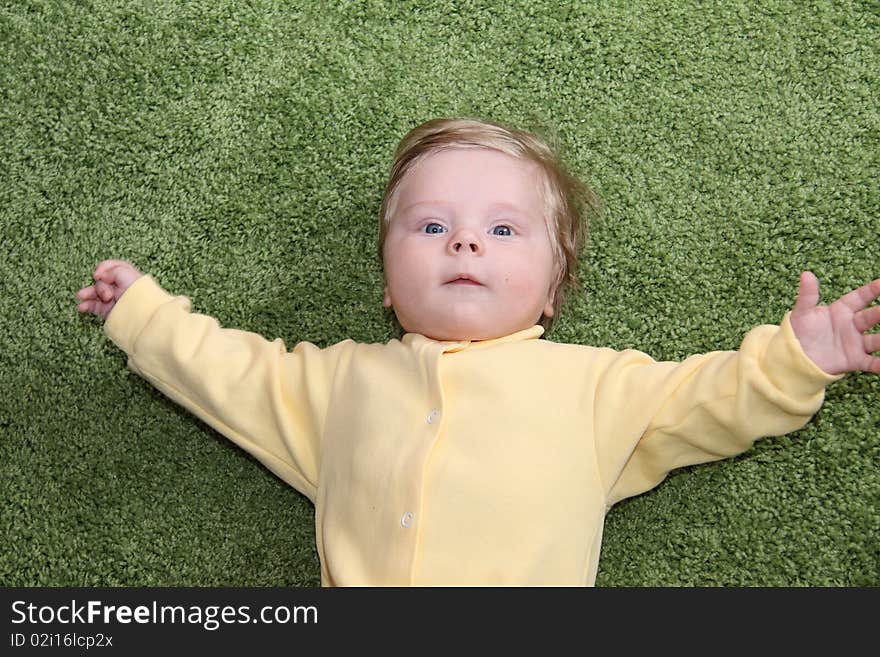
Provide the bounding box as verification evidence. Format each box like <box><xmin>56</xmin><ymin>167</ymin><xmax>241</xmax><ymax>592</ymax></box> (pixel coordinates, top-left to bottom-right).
<box><xmin>448</xmin><ymin>280</ymin><xmax>482</xmax><ymax>286</ymax></box>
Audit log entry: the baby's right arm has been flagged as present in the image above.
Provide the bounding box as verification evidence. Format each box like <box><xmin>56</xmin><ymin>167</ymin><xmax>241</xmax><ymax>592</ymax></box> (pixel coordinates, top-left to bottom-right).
<box><xmin>75</xmin><ymin>260</ymin><xmax>347</xmax><ymax>502</ymax></box>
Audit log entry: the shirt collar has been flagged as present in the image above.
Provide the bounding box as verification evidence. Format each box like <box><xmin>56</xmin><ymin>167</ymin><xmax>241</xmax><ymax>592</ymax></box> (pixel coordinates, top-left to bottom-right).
<box><xmin>402</xmin><ymin>325</ymin><xmax>545</xmax><ymax>353</ymax></box>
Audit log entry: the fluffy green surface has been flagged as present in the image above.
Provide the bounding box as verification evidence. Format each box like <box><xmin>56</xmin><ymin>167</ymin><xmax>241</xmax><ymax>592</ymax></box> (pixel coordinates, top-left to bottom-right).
<box><xmin>1</xmin><ymin>0</ymin><xmax>877</xmax><ymax>586</ymax></box>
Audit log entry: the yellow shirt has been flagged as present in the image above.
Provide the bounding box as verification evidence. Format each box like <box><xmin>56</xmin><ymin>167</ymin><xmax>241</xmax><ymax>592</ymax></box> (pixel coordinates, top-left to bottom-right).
<box><xmin>104</xmin><ymin>275</ymin><xmax>844</xmax><ymax>586</ymax></box>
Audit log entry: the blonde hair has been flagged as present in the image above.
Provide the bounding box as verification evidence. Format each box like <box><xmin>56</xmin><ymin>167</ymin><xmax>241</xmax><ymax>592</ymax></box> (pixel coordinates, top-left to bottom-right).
<box><xmin>378</xmin><ymin>117</ymin><xmax>602</xmax><ymax>334</ymax></box>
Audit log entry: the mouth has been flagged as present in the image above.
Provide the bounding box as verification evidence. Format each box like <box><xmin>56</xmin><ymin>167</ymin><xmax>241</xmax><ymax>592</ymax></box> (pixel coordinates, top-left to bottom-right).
<box><xmin>446</xmin><ymin>274</ymin><xmax>484</xmax><ymax>286</ymax></box>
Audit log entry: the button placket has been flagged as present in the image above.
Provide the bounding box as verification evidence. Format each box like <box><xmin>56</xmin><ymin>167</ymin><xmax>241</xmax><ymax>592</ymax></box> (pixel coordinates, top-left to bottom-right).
<box><xmin>403</xmin><ymin>408</ymin><xmax>440</xmax><ymax>533</ymax></box>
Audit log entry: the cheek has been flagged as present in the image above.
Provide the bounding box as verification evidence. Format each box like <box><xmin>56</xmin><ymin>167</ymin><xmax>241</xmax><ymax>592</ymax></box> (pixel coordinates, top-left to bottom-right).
<box><xmin>499</xmin><ymin>250</ymin><xmax>554</xmax><ymax>296</ymax></box>
<box><xmin>385</xmin><ymin>241</ymin><xmax>433</xmax><ymax>296</ymax></box>
<box><xmin>500</xmin><ymin>264</ymin><xmax>543</xmax><ymax>298</ymax></box>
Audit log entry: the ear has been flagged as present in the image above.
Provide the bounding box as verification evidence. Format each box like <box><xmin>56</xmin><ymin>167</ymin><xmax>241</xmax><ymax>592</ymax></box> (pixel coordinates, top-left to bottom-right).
<box><xmin>543</xmin><ymin>277</ymin><xmax>559</xmax><ymax>318</ymax></box>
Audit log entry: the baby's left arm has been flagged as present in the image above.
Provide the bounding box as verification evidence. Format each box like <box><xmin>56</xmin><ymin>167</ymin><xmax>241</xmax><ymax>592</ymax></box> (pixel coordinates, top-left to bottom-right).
<box><xmin>789</xmin><ymin>271</ymin><xmax>880</xmax><ymax>375</ymax></box>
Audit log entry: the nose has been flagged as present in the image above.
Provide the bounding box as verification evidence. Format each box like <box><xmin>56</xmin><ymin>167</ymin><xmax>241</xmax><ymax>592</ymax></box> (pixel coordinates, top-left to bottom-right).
<box><xmin>447</xmin><ymin>227</ymin><xmax>482</xmax><ymax>255</ymax></box>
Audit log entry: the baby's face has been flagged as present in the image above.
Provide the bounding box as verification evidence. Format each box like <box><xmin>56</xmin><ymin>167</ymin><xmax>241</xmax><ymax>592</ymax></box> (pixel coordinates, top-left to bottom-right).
<box><xmin>382</xmin><ymin>147</ymin><xmax>557</xmax><ymax>341</ymax></box>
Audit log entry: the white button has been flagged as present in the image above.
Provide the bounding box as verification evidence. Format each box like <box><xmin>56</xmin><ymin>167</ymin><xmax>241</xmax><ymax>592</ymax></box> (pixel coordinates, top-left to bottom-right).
<box><xmin>427</xmin><ymin>409</ymin><xmax>441</xmax><ymax>424</ymax></box>
<box><xmin>401</xmin><ymin>512</ymin><xmax>414</xmax><ymax>528</ymax></box>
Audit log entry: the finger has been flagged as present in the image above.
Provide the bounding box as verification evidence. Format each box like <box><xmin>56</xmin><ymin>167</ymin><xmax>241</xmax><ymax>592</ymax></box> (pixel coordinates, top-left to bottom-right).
<box><xmin>94</xmin><ymin>280</ymin><xmax>114</xmax><ymax>302</ymax></box>
<box><xmin>79</xmin><ymin>297</ymin><xmax>114</xmax><ymax>319</ymax></box>
<box><xmin>854</xmin><ymin>305</ymin><xmax>880</xmax><ymax>334</ymax></box>
<box><xmin>866</xmin><ymin>356</ymin><xmax>880</xmax><ymax>375</ymax></box>
<box><xmin>836</xmin><ymin>277</ymin><xmax>880</xmax><ymax>313</ymax></box>
<box><xmin>865</xmin><ymin>332</ymin><xmax>880</xmax><ymax>354</ymax></box>
<box><xmin>793</xmin><ymin>271</ymin><xmax>820</xmax><ymax>312</ymax></box>
<box><xmin>76</xmin><ymin>285</ymin><xmax>96</xmax><ymax>300</ymax></box>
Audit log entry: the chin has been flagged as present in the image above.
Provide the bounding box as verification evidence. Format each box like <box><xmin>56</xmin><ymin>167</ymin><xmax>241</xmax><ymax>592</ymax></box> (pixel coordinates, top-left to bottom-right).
<box><xmin>399</xmin><ymin>307</ymin><xmax>535</xmax><ymax>342</ymax></box>
<box><xmin>429</xmin><ymin>321</ymin><xmax>512</xmax><ymax>342</ymax></box>
<box><xmin>402</xmin><ymin>318</ymin><xmax>481</xmax><ymax>341</ymax></box>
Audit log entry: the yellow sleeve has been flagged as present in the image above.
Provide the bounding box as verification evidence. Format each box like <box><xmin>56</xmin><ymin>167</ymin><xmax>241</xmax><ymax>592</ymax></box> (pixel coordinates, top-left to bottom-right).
<box><xmin>103</xmin><ymin>275</ymin><xmax>351</xmax><ymax>502</ymax></box>
<box><xmin>593</xmin><ymin>312</ymin><xmax>845</xmax><ymax>506</ymax></box>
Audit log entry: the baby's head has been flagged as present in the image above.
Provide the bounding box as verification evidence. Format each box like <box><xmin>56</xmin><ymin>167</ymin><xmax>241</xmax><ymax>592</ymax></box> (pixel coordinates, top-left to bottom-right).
<box><xmin>378</xmin><ymin>117</ymin><xmax>601</xmax><ymax>342</ymax></box>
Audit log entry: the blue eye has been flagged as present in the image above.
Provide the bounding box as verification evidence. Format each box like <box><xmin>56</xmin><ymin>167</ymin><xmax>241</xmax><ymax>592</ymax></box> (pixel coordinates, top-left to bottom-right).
<box><xmin>423</xmin><ymin>222</ymin><xmax>446</xmax><ymax>234</ymax></box>
<box><xmin>492</xmin><ymin>225</ymin><xmax>512</xmax><ymax>236</ymax></box>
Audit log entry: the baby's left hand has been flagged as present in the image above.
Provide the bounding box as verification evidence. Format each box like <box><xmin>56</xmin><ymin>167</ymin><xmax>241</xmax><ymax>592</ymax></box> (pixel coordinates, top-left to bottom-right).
<box><xmin>790</xmin><ymin>271</ymin><xmax>880</xmax><ymax>375</ymax></box>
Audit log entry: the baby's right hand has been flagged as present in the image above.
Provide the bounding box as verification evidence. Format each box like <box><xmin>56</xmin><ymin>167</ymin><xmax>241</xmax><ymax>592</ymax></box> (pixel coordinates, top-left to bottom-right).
<box><xmin>76</xmin><ymin>259</ymin><xmax>144</xmax><ymax>321</ymax></box>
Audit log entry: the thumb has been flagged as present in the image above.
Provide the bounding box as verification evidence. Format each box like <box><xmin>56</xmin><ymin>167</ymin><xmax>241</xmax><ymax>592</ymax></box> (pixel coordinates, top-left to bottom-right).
<box><xmin>101</xmin><ymin>262</ymin><xmax>143</xmax><ymax>295</ymax></box>
<box><xmin>793</xmin><ymin>270</ymin><xmax>820</xmax><ymax>312</ymax></box>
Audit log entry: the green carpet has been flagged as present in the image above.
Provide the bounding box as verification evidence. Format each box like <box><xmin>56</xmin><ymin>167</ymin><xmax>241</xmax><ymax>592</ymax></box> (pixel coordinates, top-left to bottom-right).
<box><xmin>2</xmin><ymin>0</ymin><xmax>877</xmax><ymax>586</ymax></box>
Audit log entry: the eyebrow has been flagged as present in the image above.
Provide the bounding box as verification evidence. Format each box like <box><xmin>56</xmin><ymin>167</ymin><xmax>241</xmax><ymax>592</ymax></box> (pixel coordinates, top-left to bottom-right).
<box><xmin>398</xmin><ymin>200</ymin><xmax>448</xmax><ymax>215</ymax></box>
<box><xmin>399</xmin><ymin>200</ymin><xmax>532</xmax><ymax>217</ymax></box>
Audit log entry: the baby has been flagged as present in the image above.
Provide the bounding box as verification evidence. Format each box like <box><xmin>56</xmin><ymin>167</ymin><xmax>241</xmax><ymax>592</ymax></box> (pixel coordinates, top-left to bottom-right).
<box><xmin>76</xmin><ymin>117</ymin><xmax>880</xmax><ymax>586</ymax></box>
